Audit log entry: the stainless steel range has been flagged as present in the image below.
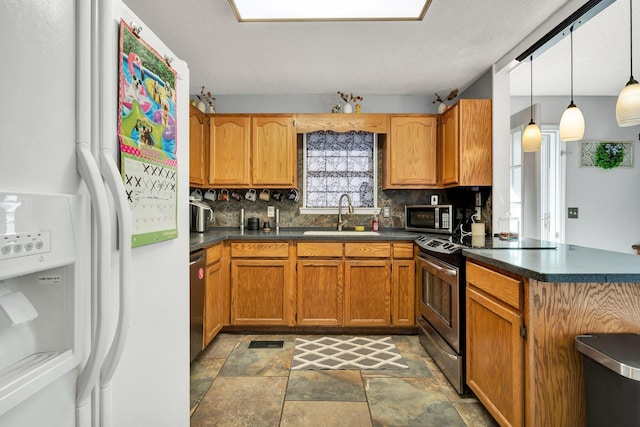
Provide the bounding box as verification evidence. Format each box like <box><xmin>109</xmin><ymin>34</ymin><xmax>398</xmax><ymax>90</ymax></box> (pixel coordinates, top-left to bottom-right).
<box><xmin>414</xmin><ymin>234</ymin><xmax>468</xmax><ymax>394</ymax></box>
<box><xmin>414</xmin><ymin>233</ymin><xmax>558</xmax><ymax>394</ymax></box>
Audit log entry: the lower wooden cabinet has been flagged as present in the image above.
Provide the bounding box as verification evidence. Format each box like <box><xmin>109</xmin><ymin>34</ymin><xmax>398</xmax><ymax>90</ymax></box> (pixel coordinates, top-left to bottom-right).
<box><xmin>296</xmin><ymin>259</ymin><xmax>343</xmax><ymax>326</ymax></box>
<box><xmin>344</xmin><ymin>259</ymin><xmax>391</xmax><ymax>326</ymax></box>
<box><xmin>204</xmin><ymin>259</ymin><xmax>224</xmax><ymax>345</ymax></box>
<box><xmin>231</xmin><ymin>259</ymin><xmax>292</xmax><ymax>325</ymax></box>
<box><xmin>392</xmin><ymin>259</ymin><xmax>415</xmax><ymax>326</ymax></box>
<box><xmin>466</xmin><ymin>261</ymin><xmax>524</xmax><ymax>427</ymax></box>
<box><xmin>296</xmin><ymin>241</ymin><xmax>413</xmax><ymax>327</ymax></box>
<box><xmin>230</xmin><ymin>242</ymin><xmax>294</xmax><ymax>326</ymax></box>
<box><xmin>211</xmin><ymin>240</ymin><xmax>415</xmax><ymax>329</ymax></box>
<box><xmin>204</xmin><ymin>243</ymin><xmax>228</xmax><ymax>347</ymax></box>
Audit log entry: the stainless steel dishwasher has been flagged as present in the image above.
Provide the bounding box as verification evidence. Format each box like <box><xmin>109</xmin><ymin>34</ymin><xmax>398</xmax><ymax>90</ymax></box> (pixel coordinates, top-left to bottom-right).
<box><xmin>190</xmin><ymin>250</ymin><xmax>206</xmax><ymax>362</ymax></box>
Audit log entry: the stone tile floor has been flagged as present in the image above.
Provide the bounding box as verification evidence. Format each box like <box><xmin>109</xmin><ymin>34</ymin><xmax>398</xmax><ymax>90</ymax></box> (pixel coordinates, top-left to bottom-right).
<box><xmin>190</xmin><ymin>333</ymin><xmax>498</xmax><ymax>427</ymax></box>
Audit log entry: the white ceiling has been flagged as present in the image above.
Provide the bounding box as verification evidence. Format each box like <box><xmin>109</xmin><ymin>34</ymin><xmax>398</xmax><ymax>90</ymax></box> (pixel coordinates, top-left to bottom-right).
<box><xmin>510</xmin><ymin>0</ymin><xmax>637</xmax><ymax>97</ymax></box>
<box><xmin>123</xmin><ymin>0</ymin><xmax>635</xmax><ymax>98</ymax></box>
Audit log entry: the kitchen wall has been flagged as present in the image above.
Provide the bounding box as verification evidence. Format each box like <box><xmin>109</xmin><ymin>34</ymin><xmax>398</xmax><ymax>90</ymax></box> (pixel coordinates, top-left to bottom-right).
<box><xmin>206</xmin><ymin>94</ymin><xmax>438</xmax><ymax>114</ymax></box>
<box><xmin>511</xmin><ymin>95</ymin><xmax>640</xmax><ymax>253</ymax></box>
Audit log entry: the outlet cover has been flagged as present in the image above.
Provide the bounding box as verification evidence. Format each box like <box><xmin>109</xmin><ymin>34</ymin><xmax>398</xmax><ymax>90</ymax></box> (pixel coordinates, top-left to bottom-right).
<box><xmin>267</xmin><ymin>206</ymin><xmax>275</xmax><ymax>218</ymax></box>
<box><xmin>568</xmin><ymin>207</ymin><xmax>579</xmax><ymax>219</ymax></box>
<box><xmin>382</xmin><ymin>206</ymin><xmax>390</xmax><ymax>218</ymax></box>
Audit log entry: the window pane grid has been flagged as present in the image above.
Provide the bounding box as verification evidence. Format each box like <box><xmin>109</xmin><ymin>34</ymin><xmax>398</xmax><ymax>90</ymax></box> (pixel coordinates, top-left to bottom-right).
<box><xmin>305</xmin><ymin>131</ymin><xmax>375</xmax><ymax>208</ymax></box>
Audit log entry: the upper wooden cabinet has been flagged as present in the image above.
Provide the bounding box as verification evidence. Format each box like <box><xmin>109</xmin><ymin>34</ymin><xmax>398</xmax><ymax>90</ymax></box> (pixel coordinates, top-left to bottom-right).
<box><xmin>209</xmin><ymin>114</ymin><xmax>296</xmax><ymax>188</ymax></box>
<box><xmin>383</xmin><ymin>115</ymin><xmax>438</xmax><ymax>189</ymax></box>
<box><xmin>209</xmin><ymin>115</ymin><xmax>251</xmax><ymax>186</ymax></box>
<box><xmin>189</xmin><ymin>105</ymin><xmax>208</xmax><ymax>186</ymax></box>
<box><xmin>441</xmin><ymin>99</ymin><xmax>492</xmax><ymax>187</ymax></box>
<box><xmin>252</xmin><ymin>116</ymin><xmax>296</xmax><ymax>187</ymax></box>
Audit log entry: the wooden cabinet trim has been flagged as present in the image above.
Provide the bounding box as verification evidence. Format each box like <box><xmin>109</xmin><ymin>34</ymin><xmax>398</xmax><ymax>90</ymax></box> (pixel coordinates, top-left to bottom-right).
<box><xmin>297</xmin><ymin>242</ymin><xmax>344</xmax><ymax>257</ymax></box>
<box><xmin>206</xmin><ymin>242</ymin><xmax>223</xmax><ymax>262</ymax></box>
<box><xmin>392</xmin><ymin>243</ymin><xmax>414</xmax><ymax>259</ymax></box>
<box><xmin>231</xmin><ymin>242</ymin><xmax>289</xmax><ymax>258</ymax></box>
<box><xmin>345</xmin><ymin>242</ymin><xmax>391</xmax><ymax>258</ymax></box>
<box><xmin>466</xmin><ymin>261</ymin><xmax>522</xmax><ymax>310</ymax></box>
<box><xmin>294</xmin><ymin>113</ymin><xmax>390</xmax><ymax>134</ymax></box>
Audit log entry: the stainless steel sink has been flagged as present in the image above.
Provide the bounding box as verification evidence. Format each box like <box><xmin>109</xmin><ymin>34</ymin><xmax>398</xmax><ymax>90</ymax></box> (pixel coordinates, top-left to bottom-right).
<box><xmin>302</xmin><ymin>230</ymin><xmax>380</xmax><ymax>236</ymax></box>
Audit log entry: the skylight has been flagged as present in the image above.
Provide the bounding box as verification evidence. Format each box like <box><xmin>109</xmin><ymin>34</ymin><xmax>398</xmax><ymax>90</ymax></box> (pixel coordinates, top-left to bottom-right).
<box><xmin>229</xmin><ymin>0</ymin><xmax>432</xmax><ymax>22</ymax></box>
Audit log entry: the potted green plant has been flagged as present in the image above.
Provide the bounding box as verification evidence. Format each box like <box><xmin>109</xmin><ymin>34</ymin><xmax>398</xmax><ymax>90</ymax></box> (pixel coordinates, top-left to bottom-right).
<box><xmin>594</xmin><ymin>142</ymin><xmax>624</xmax><ymax>169</ymax></box>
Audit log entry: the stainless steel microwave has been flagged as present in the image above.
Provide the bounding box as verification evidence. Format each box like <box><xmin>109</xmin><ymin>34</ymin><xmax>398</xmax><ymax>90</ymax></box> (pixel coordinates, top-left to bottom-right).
<box><xmin>405</xmin><ymin>205</ymin><xmax>453</xmax><ymax>234</ymax></box>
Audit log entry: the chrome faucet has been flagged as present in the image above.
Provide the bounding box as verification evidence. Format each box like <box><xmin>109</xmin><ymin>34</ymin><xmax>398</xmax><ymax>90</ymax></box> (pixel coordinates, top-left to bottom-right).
<box><xmin>337</xmin><ymin>193</ymin><xmax>354</xmax><ymax>231</ymax></box>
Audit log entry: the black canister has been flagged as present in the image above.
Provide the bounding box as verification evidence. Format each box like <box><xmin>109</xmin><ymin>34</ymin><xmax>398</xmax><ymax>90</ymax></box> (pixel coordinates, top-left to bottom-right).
<box><xmin>247</xmin><ymin>217</ymin><xmax>260</xmax><ymax>230</ymax></box>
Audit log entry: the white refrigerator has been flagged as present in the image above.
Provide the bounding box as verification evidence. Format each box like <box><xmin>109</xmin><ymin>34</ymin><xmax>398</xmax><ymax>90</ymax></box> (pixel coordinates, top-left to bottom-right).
<box><xmin>0</xmin><ymin>1</ymin><xmax>190</xmax><ymax>426</ymax></box>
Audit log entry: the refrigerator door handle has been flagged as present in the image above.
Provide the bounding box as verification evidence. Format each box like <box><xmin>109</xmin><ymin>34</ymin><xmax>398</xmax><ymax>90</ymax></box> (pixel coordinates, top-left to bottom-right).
<box><xmin>75</xmin><ymin>143</ymin><xmax>112</xmax><ymax>412</ymax></box>
<box><xmin>99</xmin><ymin>151</ymin><xmax>132</xmax><ymax>387</ymax></box>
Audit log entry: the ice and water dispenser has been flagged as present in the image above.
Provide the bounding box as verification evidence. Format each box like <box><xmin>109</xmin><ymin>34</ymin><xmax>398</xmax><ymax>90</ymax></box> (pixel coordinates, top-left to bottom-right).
<box><xmin>0</xmin><ymin>193</ymin><xmax>82</xmax><ymax>418</ymax></box>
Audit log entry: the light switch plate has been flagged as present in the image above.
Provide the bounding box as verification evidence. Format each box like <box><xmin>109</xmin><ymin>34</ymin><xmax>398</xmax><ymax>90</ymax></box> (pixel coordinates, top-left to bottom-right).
<box><xmin>568</xmin><ymin>207</ymin><xmax>579</xmax><ymax>219</ymax></box>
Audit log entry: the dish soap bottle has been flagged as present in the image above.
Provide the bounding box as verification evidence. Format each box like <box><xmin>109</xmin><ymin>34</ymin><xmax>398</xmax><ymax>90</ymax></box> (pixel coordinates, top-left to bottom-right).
<box><xmin>371</xmin><ymin>215</ymin><xmax>379</xmax><ymax>231</ymax></box>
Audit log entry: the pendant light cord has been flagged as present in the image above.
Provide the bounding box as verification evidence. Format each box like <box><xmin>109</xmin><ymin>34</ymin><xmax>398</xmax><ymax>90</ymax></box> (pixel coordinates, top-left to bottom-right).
<box><xmin>630</xmin><ymin>0</ymin><xmax>634</xmax><ymax>80</ymax></box>
<box><xmin>570</xmin><ymin>26</ymin><xmax>575</xmax><ymax>105</ymax></box>
<box><xmin>530</xmin><ymin>55</ymin><xmax>534</xmax><ymax>121</ymax></box>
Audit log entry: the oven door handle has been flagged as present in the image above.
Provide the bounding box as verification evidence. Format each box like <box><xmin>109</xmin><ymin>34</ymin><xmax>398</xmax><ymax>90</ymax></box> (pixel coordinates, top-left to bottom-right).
<box><xmin>421</xmin><ymin>257</ymin><xmax>458</xmax><ymax>277</ymax></box>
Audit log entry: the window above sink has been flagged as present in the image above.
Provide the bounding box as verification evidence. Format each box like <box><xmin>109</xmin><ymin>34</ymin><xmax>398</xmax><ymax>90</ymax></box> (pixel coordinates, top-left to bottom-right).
<box><xmin>300</xmin><ymin>131</ymin><xmax>380</xmax><ymax>215</ymax></box>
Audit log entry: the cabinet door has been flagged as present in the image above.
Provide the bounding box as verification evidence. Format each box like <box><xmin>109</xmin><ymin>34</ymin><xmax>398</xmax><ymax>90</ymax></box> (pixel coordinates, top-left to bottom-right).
<box><xmin>209</xmin><ymin>115</ymin><xmax>251</xmax><ymax>186</ymax></box>
<box><xmin>297</xmin><ymin>259</ymin><xmax>343</xmax><ymax>326</ymax></box>
<box><xmin>344</xmin><ymin>260</ymin><xmax>391</xmax><ymax>326</ymax></box>
<box><xmin>252</xmin><ymin>116</ymin><xmax>296</xmax><ymax>187</ymax></box>
<box><xmin>466</xmin><ymin>286</ymin><xmax>524</xmax><ymax>427</ymax></box>
<box><xmin>189</xmin><ymin>106</ymin><xmax>207</xmax><ymax>185</ymax></box>
<box><xmin>441</xmin><ymin>105</ymin><xmax>459</xmax><ymax>185</ymax></box>
<box><xmin>231</xmin><ymin>259</ymin><xmax>292</xmax><ymax>325</ymax></box>
<box><xmin>458</xmin><ymin>99</ymin><xmax>492</xmax><ymax>186</ymax></box>
<box><xmin>383</xmin><ymin>115</ymin><xmax>437</xmax><ymax>188</ymax></box>
<box><xmin>392</xmin><ymin>259</ymin><xmax>415</xmax><ymax>326</ymax></box>
<box><xmin>204</xmin><ymin>259</ymin><xmax>224</xmax><ymax>346</ymax></box>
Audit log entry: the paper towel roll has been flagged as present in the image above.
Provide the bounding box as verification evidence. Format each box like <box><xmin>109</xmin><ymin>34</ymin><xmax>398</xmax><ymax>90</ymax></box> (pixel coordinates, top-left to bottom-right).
<box><xmin>471</xmin><ymin>222</ymin><xmax>485</xmax><ymax>236</ymax></box>
<box><xmin>471</xmin><ymin>235</ymin><xmax>486</xmax><ymax>248</ymax></box>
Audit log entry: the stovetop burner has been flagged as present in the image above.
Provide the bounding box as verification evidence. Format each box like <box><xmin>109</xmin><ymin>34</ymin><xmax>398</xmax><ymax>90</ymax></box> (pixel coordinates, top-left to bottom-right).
<box><xmin>414</xmin><ymin>233</ymin><xmax>558</xmax><ymax>255</ymax></box>
<box><xmin>414</xmin><ymin>235</ymin><xmax>465</xmax><ymax>255</ymax></box>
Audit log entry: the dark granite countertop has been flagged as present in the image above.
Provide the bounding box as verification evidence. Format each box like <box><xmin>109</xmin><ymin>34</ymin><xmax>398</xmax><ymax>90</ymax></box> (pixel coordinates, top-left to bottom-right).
<box><xmin>191</xmin><ymin>229</ymin><xmax>640</xmax><ymax>284</ymax></box>
<box><xmin>190</xmin><ymin>227</ymin><xmax>418</xmax><ymax>252</ymax></box>
<box><xmin>463</xmin><ymin>242</ymin><xmax>640</xmax><ymax>283</ymax></box>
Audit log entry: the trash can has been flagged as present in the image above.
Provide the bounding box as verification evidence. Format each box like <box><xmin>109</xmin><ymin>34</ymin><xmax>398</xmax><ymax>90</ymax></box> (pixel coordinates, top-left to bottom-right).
<box><xmin>575</xmin><ymin>334</ymin><xmax>640</xmax><ymax>427</ymax></box>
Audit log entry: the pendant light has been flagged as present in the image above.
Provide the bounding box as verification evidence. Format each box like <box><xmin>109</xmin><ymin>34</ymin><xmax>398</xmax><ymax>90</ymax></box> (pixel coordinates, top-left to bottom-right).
<box><xmin>559</xmin><ymin>26</ymin><xmax>585</xmax><ymax>141</ymax></box>
<box><xmin>616</xmin><ymin>0</ymin><xmax>640</xmax><ymax>127</ymax></box>
<box><xmin>522</xmin><ymin>56</ymin><xmax>542</xmax><ymax>152</ymax></box>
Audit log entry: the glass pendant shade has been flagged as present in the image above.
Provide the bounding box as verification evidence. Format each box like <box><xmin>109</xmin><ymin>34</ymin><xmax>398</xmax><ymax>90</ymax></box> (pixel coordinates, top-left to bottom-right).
<box><xmin>522</xmin><ymin>120</ymin><xmax>542</xmax><ymax>152</ymax></box>
<box><xmin>522</xmin><ymin>56</ymin><xmax>541</xmax><ymax>152</ymax></box>
<box><xmin>559</xmin><ymin>103</ymin><xmax>585</xmax><ymax>141</ymax></box>
<box><xmin>559</xmin><ymin>27</ymin><xmax>585</xmax><ymax>142</ymax></box>
<box><xmin>616</xmin><ymin>0</ymin><xmax>640</xmax><ymax>127</ymax></box>
<box><xmin>616</xmin><ymin>79</ymin><xmax>640</xmax><ymax>126</ymax></box>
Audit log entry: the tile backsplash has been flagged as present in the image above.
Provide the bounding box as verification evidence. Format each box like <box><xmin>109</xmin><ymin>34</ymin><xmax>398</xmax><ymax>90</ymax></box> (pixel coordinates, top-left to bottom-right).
<box><xmin>192</xmin><ymin>145</ymin><xmax>492</xmax><ymax>233</ymax></box>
